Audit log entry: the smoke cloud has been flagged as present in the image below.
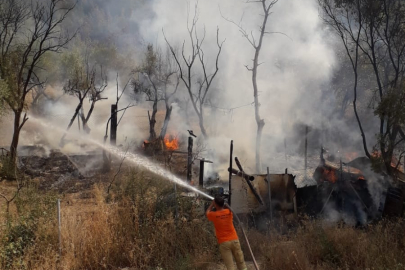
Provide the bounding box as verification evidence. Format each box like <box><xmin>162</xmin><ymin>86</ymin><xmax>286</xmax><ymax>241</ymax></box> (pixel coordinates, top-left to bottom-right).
<box><xmin>136</xmin><ymin>0</ymin><xmax>340</xmax><ymax>178</ymax></box>
<box><xmin>0</xmin><ymin>0</ymin><xmax>382</xmax><ymax>187</ymax></box>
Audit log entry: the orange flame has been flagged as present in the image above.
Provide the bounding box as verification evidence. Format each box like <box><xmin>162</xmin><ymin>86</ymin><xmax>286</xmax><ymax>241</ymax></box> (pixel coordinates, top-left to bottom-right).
<box><xmin>322</xmin><ymin>168</ymin><xmax>337</xmax><ymax>183</ymax></box>
<box><xmin>372</xmin><ymin>151</ymin><xmax>403</xmax><ymax>170</ymax></box>
<box><xmin>164</xmin><ymin>134</ymin><xmax>179</xmax><ymax>150</ymax></box>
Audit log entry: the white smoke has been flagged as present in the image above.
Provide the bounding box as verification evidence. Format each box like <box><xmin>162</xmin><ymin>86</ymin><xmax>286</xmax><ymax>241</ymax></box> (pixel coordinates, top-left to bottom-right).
<box><xmin>137</xmin><ymin>0</ymin><xmax>337</xmax><ymax>173</ymax></box>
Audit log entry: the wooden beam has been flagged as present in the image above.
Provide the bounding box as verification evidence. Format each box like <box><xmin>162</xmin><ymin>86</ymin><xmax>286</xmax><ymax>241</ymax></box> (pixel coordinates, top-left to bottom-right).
<box><xmin>229</xmin><ymin>140</ymin><xmax>233</xmax><ymax>206</ymax></box>
<box><xmin>187</xmin><ymin>137</ymin><xmax>193</xmax><ymax>182</ymax></box>
<box><xmin>110</xmin><ymin>104</ymin><xmax>117</xmax><ymax>146</ymax></box>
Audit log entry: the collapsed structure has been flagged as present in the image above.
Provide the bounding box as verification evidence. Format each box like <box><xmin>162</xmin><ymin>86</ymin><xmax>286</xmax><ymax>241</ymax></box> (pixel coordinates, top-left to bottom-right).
<box><xmin>227</xmin><ymin>147</ymin><xmax>405</xmax><ymax>224</ymax></box>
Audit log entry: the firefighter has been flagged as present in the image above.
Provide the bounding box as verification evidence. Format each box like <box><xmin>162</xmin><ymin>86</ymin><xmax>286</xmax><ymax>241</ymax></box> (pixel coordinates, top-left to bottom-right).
<box><xmin>206</xmin><ymin>195</ymin><xmax>247</xmax><ymax>270</ymax></box>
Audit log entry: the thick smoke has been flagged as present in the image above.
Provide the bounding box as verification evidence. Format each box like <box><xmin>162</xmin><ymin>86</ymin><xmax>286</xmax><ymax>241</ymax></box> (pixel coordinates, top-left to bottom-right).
<box><xmin>137</xmin><ymin>0</ymin><xmax>340</xmax><ymax>179</ymax></box>
<box><xmin>0</xmin><ymin>0</ymin><xmax>381</xmax><ymax>185</ymax></box>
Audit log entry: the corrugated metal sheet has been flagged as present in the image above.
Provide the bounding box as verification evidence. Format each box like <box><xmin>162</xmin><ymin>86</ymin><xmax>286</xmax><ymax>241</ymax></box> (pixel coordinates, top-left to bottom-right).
<box><xmin>230</xmin><ymin>173</ymin><xmax>297</xmax><ymax>214</ymax></box>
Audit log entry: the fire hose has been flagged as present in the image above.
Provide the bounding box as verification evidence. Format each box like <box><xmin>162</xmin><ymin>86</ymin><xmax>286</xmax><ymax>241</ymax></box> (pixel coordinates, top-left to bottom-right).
<box><xmin>225</xmin><ymin>203</ymin><xmax>260</xmax><ymax>270</ymax></box>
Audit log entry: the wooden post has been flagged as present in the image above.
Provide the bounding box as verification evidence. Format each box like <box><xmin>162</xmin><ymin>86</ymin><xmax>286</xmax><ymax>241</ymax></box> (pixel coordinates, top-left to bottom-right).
<box><xmin>110</xmin><ymin>104</ymin><xmax>117</xmax><ymax>146</ymax></box>
<box><xmin>304</xmin><ymin>126</ymin><xmax>308</xmax><ymax>180</ymax></box>
<box><xmin>267</xmin><ymin>167</ymin><xmax>272</xmax><ymax>221</ymax></box>
<box><xmin>199</xmin><ymin>158</ymin><xmax>205</xmax><ymax>187</ymax></box>
<box><xmin>57</xmin><ymin>199</ymin><xmax>61</xmax><ymax>257</ymax></box>
<box><xmin>187</xmin><ymin>137</ymin><xmax>193</xmax><ymax>182</ymax></box>
<box><xmin>229</xmin><ymin>140</ymin><xmax>233</xmax><ymax>206</ymax></box>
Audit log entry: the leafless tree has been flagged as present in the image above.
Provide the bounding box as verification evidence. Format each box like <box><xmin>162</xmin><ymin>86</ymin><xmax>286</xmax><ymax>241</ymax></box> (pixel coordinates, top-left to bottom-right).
<box><xmin>0</xmin><ymin>0</ymin><xmax>77</xmax><ymax>176</ymax></box>
<box><xmin>164</xmin><ymin>4</ymin><xmax>224</xmax><ymax>139</ymax></box>
<box><xmin>102</xmin><ymin>75</ymin><xmax>135</xmax><ymax>172</ymax></box>
<box><xmin>104</xmin><ymin>73</ymin><xmax>134</xmax><ymax>144</ymax></box>
<box><xmin>222</xmin><ymin>0</ymin><xmax>278</xmax><ymax>173</ymax></box>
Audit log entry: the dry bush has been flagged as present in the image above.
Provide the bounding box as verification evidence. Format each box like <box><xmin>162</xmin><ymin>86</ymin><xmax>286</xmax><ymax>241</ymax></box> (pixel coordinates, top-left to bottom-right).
<box><xmin>2</xmin><ymin>170</ymin><xmax>405</xmax><ymax>270</ymax></box>
<box><xmin>56</xmin><ymin>169</ymin><xmax>217</xmax><ymax>270</ymax></box>
<box><xmin>1</xmin><ymin>168</ymin><xmax>219</xmax><ymax>270</ymax></box>
<box><xmin>260</xmin><ymin>219</ymin><xmax>405</xmax><ymax>270</ymax></box>
<box><xmin>0</xmin><ymin>182</ymin><xmax>58</xmax><ymax>270</ymax></box>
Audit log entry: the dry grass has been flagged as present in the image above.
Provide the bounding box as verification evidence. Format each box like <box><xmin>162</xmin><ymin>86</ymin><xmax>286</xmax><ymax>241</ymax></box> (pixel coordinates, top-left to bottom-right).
<box><xmin>2</xmin><ymin>169</ymin><xmax>405</xmax><ymax>270</ymax></box>
<box><xmin>256</xmin><ymin>219</ymin><xmax>405</xmax><ymax>270</ymax></box>
<box><xmin>1</xmin><ymin>169</ymin><xmax>219</xmax><ymax>270</ymax></box>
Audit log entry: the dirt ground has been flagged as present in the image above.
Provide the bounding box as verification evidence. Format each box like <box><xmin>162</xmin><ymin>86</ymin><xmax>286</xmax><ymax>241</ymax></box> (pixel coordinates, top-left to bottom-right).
<box><xmin>206</xmin><ymin>261</ymin><xmax>262</xmax><ymax>270</ymax></box>
<box><xmin>120</xmin><ymin>261</ymin><xmax>262</xmax><ymax>270</ymax></box>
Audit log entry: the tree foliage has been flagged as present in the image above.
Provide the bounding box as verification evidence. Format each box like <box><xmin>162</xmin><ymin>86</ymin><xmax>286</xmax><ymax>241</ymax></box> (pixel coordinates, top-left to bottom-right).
<box><xmin>0</xmin><ymin>0</ymin><xmax>76</xmax><ymax>176</ymax></box>
<box><xmin>319</xmin><ymin>0</ymin><xmax>405</xmax><ymax>175</ymax></box>
<box><xmin>132</xmin><ymin>44</ymin><xmax>179</xmax><ymax>140</ymax></box>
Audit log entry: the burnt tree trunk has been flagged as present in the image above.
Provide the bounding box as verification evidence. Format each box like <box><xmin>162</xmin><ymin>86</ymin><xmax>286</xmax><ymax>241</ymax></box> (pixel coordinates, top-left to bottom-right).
<box><xmin>149</xmin><ymin>100</ymin><xmax>157</xmax><ymax>140</ymax></box>
<box><xmin>159</xmin><ymin>103</ymin><xmax>172</xmax><ymax>139</ymax></box>
<box><xmin>60</xmin><ymin>100</ymin><xmax>84</xmax><ymax>145</ymax></box>
<box><xmin>7</xmin><ymin>109</ymin><xmax>28</xmax><ymax>178</ymax></box>
<box><xmin>8</xmin><ymin>110</ymin><xmax>22</xmax><ymax>175</ymax></box>
<box><xmin>81</xmin><ymin>100</ymin><xmax>96</xmax><ymax>134</ymax></box>
<box><xmin>251</xmin><ymin>1</ymin><xmax>272</xmax><ymax>173</ymax></box>
<box><xmin>187</xmin><ymin>137</ymin><xmax>193</xmax><ymax>182</ymax></box>
<box><xmin>110</xmin><ymin>104</ymin><xmax>117</xmax><ymax>146</ymax></box>
<box><xmin>255</xmin><ymin>120</ymin><xmax>265</xmax><ymax>173</ymax></box>
<box><xmin>198</xmin><ymin>112</ymin><xmax>208</xmax><ymax>139</ymax></box>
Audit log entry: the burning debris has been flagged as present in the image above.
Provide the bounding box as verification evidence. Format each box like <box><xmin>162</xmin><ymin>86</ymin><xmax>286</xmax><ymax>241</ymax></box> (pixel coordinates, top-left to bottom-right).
<box><xmin>163</xmin><ymin>134</ymin><xmax>179</xmax><ymax>150</ymax></box>
<box><xmin>142</xmin><ymin>134</ymin><xmax>180</xmax><ymax>153</ymax></box>
<box><xmin>220</xmin><ymin>140</ymin><xmax>405</xmax><ymax>225</ymax></box>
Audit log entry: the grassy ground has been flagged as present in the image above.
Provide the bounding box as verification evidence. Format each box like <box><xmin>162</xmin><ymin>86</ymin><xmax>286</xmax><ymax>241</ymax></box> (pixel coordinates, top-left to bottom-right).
<box><xmin>1</xmin><ymin>167</ymin><xmax>405</xmax><ymax>270</ymax></box>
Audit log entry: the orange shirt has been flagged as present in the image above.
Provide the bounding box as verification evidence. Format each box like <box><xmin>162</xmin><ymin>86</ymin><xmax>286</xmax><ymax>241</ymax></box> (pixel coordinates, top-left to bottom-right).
<box><xmin>207</xmin><ymin>209</ymin><xmax>238</xmax><ymax>244</ymax></box>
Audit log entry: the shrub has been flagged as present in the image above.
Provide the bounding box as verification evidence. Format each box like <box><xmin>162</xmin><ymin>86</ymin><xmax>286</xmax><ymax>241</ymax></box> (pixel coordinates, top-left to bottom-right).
<box><xmin>0</xmin><ymin>182</ymin><xmax>58</xmax><ymax>269</ymax></box>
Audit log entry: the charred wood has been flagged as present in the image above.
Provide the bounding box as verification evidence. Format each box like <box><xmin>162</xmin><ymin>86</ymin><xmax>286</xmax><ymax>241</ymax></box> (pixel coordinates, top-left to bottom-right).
<box><xmin>228</xmin><ymin>168</ymin><xmax>254</xmax><ymax>181</ymax></box>
<box><xmin>235</xmin><ymin>157</ymin><xmax>244</xmax><ymax>172</ymax></box>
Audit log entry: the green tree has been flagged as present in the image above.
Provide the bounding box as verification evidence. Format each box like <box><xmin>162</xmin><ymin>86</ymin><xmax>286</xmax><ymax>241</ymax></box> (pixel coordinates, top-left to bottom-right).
<box><xmin>132</xmin><ymin>45</ymin><xmax>179</xmax><ymax>141</ymax></box>
<box><xmin>59</xmin><ymin>48</ymin><xmax>107</xmax><ymax>144</ymax></box>
<box><xmin>0</xmin><ymin>0</ymin><xmax>76</xmax><ymax>178</ymax></box>
<box><xmin>319</xmin><ymin>0</ymin><xmax>405</xmax><ymax>176</ymax></box>
<box><xmin>0</xmin><ymin>78</ymin><xmax>9</xmax><ymax>118</ymax></box>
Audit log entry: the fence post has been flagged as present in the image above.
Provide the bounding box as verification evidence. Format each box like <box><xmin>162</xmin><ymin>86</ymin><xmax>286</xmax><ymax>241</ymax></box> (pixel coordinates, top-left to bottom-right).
<box><xmin>228</xmin><ymin>140</ymin><xmax>233</xmax><ymax>206</ymax></box>
<box><xmin>187</xmin><ymin>137</ymin><xmax>193</xmax><ymax>182</ymax></box>
<box><xmin>57</xmin><ymin>199</ymin><xmax>61</xmax><ymax>257</ymax></box>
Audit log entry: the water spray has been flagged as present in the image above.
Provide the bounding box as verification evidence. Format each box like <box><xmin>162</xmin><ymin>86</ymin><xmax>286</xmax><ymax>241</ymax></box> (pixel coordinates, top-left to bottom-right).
<box><xmin>29</xmin><ymin>116</ymin><xmax>214</xmax><ymax>199</ymax></box>
<box><xmin>28</xmin><ymin>116</ymin><xmax>259</xmax><ymax>269</ymax></box>
<box><xmin>92</xmin><ymin>140</ymin><xmax>259</xmax><ymax>269</ymax></box>
<box><xmin>95</xmin><ymin>143</ymin><xmax>214</xmax><ymax>200</ymax></box>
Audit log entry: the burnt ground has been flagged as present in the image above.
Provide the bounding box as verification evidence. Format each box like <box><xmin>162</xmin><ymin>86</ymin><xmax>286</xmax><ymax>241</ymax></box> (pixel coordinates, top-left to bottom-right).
<box><xmin>16</xmin><ymin>147</ymin><xmax>195</xmax><ymax>194</ymax></box>
<box><xmin>18</xmin><ymin>149</ymin><xmax>106</xmax><ymax>193</ymax></box>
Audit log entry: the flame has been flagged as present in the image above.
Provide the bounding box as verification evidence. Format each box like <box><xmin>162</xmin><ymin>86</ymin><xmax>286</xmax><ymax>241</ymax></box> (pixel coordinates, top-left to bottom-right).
<box><xmin>372</xmin><ymin>151</ymin><xmax>403</xmax><ymax>171</ymax></box>
<box><xmin>322</xmin><ymin>168</ymin><xmax>337</xmax><ymax>183</ymax></box>
<box><xmin>164</xmin><ymin>134</ymin><xmax>179</xmax><ymax>150</ymax></box>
